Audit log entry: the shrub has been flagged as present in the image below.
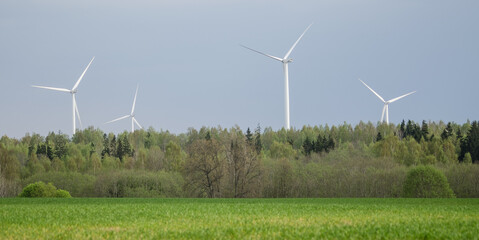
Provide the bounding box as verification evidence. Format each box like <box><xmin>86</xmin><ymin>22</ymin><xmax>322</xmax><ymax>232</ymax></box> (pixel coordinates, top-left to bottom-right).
<box><xmin>54</xmin><ymin>189</ymin><xmax>72</xmax><ymax>198</ymax></box>
<box><xmin>403</xmin><ymin>165</ymin><xmax>455</xmax><ymax>198</ymax></box>
<box><xmin>19</xmin><ymin>181</ymin><xmax>71</xmax><ymax>198</ymax></box>
<box><xmin>94</xmin><ymin>170</ymin><xmax>185</xmax><ymax>198</ymax></box>
<box><xmin>441</xmin><ymin>163</ymin><xmax>479</xmax><ymax>198</ymax></box>
<box><xmin>23</xmin><ymin>172</ymin><xmax>96</xmax><ymax>197</ymax></box>
<box><xmin>19</xmin><ymin>181</ymin><xmax>56</xmax><ymax>197</ymax></box>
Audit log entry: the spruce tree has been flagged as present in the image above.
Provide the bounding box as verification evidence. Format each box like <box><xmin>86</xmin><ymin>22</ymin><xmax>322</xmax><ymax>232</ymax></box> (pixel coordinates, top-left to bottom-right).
<box><xmin>460</xmin><ymin>121</ymin><xmax>479</xmax><ymax>163</ymax></box>
<box><xmin>254</xmin><ymin>124</ymin><xmax>262</xmax><ymax>154</ymax></box>
<box><xmin>245</xmin><ymin>127</ymin><xmax>253</xmax><ymax>145</ymax></box>
<box><xmin>303</xmin><ymin>136</ymin><xmax>313</xmax><ymax>156</ymax></box>
<box><xmin>101</xmin><ymin>133</ymin><xmax>110</xmax><ymax>157</ymax></box>
<box><xmin>327</xmin><ymin>135</ymin><xmax>335</xmax><ymax>152</ymax></box>
<box><xmin>421</xmin><ymin>120</ymin><xmax>429</xmax><ymax>141</ymax></box>
<box><xmin>205</xmin><ymin>131</ymin><xmax>211</xmax><ymax>141</ymax></box>
<box><xmin>441</xmin><ymin>122</ymin><xmax>453</xmax><ymax>140</ymax></box>
<box><xmin>376</xmin><ymin>132</ymin><xmax>383</xmax><ymax>142</ymax></box>
<box><xmin>399</xmin><ymin>120</ymin><xmax>406</xmax><ymax>139</ymax></box>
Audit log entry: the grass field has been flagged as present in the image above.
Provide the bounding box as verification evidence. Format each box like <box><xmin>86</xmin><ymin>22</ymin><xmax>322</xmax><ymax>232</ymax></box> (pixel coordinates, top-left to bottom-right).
<box><xmin>1</xmin><ymin>198</ymin><xmax>478</xmax><ymax>239</ymax></box>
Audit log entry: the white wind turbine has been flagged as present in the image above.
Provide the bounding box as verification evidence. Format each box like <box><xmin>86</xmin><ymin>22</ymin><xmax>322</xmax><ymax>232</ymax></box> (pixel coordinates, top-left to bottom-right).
<box><xmin>241</xmin><ymin>23</ymin><xmax>312</xmax><ymax>130</ymax></box>
<box><xmin>359</xmin><ymin>79</ymin><xmax>416</xmax><ymax>124</ymax></box>
<box><xmin>32</xmin><ymin>57</ymin><xmax>95</xmax><ymax>135</ymax></box>
<box><xmin>106</xmin><ymin>85</ymin><xmax>143</xmax><ymax>132</ymax></box>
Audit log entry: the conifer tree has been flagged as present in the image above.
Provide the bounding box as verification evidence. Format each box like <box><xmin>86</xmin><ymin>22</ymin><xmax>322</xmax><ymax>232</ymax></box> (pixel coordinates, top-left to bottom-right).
<box><xmin>302</xmin><ymin>136</ymin><xmax>313</xmax><ymax>155</ymax></box>
<box><xmin>441</xmin><ymin>122</ymin><xmax>453</xmax><ymax>140</ymax></box>
<box><xmin>245</xmin><ymin>128</ymin><xmax>253</xmax><ymax>145</ymax></box>
<box><xmin>101</xmin><ymin>133</ymin><xmax>110</xmax><ymax>157</ymax></box>
<box><xmin>376</xmin><ymin>132</ymin><xmax>383</xmax><ymax>142</ymax></box>
<box><xmin>421</xmin><ymin>120</ymin><xmax>429</xmax><ymax>141</ymax></box>
<box><xmin>460</xmin><ymin>121</ymin><xmax>479</xmax><ymax>163</ymax></box>
<box><xmin>254</xmin><ymin>124</ymin><xmax>262</xmax><ymax>154</ymax></box>
<box><xmin>399</xmin><ymin>120</ymin><xmax>406</xmax><ymax>139</ymax></box>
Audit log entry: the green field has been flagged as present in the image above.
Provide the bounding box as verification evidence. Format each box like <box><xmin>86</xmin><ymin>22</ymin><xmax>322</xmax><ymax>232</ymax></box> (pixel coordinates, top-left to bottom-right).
<box><xmin>1</xmin><ymin>198</ymin><xmax>478</xmax><ymax>239</ymax></box>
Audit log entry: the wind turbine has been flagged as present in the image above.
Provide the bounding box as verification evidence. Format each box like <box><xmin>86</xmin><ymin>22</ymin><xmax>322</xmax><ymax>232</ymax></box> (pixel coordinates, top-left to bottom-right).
<box><xmin>106</xmin><ymin>85</ymin><xmax>143</xmax><ymax>132</ymax></box>
<box><xmin>32</xmin><ymin>57</ymin><xmax>95</xmax><ymax>135</ymax></box>
<box><xmin>241</xmin><ymin>23</ymin><xmax>312</xmax><ymax>130</ymax></box>
<box><xmin>359</xmin><ymin>79</ymin><xmax>416</xmax><ymax>124</ymax></box>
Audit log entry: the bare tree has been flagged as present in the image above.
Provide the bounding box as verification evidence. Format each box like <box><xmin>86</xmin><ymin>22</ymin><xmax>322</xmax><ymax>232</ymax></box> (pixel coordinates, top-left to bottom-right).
<box><xmin>185</xmin><ymin>138</ymin><xmax>225</xmax><ymax>198</ymax></box>
<box><xmin>226</xmin><ymin>139</ymin><xmax>262</xmax><ymax>198</ymax></box>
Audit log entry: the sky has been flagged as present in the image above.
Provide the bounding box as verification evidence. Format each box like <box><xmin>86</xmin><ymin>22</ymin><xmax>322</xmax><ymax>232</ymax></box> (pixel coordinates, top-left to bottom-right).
<box><xmin>1</xmin><ymin>0</ymin><xmax>478</xmax><ymax>138</ymax></box>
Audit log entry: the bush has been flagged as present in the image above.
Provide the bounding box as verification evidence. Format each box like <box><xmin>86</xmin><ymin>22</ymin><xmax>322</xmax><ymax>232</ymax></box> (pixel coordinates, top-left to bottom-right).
<box><xmin>94</xmin><ymin>170</ymin><xmax>184</xmax><ymax>198</ymax></box>
<box><xmin>403</xmin><ymin>165</ymin><xmax>455</xmax><ymax>198</ymax></box>
<box><xmin>441</xmin><ymin>163</ymin><xmax>479</xmax><ymax>198</ymax></box>
<box><xmin>54</xmin><ymin>189</ymin><xmax>72</xmax><ymax>198</ymax></box>
<box><xmin>23</xmin><ymin>172</ymin><xmax>96</xmax><ymax>197</ymax></box>
<box><xmin>19</xmin><ymin>181</ymin><xmax>56</xmax><ymax>197</ymax></box>
<box><xmin>19</xmin><ymin>181</ymin><xmax>71</xmax><ymax>198</ymax></box>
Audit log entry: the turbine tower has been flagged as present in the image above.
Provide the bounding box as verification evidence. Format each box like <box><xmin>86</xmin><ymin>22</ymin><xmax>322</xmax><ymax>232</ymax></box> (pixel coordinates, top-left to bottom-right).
<box><xmin>106</xmin><ymin>84</ymin><xmax>143</xmax><ymax>132</ymax></box>
<box><xmin>241</xmin><ymin>23</ymin><xmax>312</xmax><ymax>130</ymax></box>
<box><xmin>359</xmin><ymin>79</ymin><xmax>416</xmax><ymax>124</ymax></box>
<box><xmin>32</xmin><ymin>57</ymin><xmax>95</xmax><ymax>135</ymax></box>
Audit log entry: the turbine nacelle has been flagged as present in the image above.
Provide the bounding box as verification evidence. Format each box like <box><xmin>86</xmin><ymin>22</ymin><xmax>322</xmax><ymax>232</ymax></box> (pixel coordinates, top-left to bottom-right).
<box><xmin>241</xmin><ymin>23</ymin><xmax>312</xmax><ymax>130</ymax></box>
<box><xmin>31</xmin><ymin>57</ymin><xmax>95</xmax><ymax>134</ymax></box>
<box><xmin>359</xmin><ymin>78</ymin><xmax>416</xmax><ymax>124</ymax></box>
<box><xmin>105</xmin><ymin>84</ymin><xmax>143</xmax><ymax>132</ymax></box>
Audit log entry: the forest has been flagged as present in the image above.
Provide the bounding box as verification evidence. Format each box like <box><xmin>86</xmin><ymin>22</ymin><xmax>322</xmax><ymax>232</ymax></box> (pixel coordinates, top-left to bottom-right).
<box><xmin>1</xmin><ymin>120</ymin><xmax>479</xmax><ymax>198</ymax></box>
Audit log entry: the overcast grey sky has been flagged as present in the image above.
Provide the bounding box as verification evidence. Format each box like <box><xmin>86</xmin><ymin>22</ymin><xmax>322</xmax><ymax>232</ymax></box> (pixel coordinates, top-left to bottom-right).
<box><xmin>1</xmin><ymin>0</ymin><xmax>478</xmax><ymax>138</ymax></box>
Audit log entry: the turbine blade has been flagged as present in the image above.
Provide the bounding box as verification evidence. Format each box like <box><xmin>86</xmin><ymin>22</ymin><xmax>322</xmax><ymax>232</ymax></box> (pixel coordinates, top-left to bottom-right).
<box><xmin>74</xmin><ymin>96</ymin><xmax>83</xmax><ymax>129</ymax></box>
<box><xmin>131</xmin><ymin>84</ymin><xmax>139</xmax><ymax>115</ymax></box>
<box><xmin>283</xmin><ymin>23</ymin><xmax>313</xmax><ymax>59</ymax></box>
<box><xmin>72</xmin><ymin>57</ymin><xmax>95</xmax><ymax>91</ymax></box>
<box><xmin>359</xmin><ymin>79</ymin><xmax>385</xmax><ymax>102</ymax></box>
<box><xmin>239</xmin><ymin>44</ymin><xmax>283</xmax><ymax>62</ymax></box>
<box><xmin>133</xmin><ymin>117</ymin><xmax>143</xmax><ymax>129</ymax></box>
<box><xmin>105</xmin><ymin>115</ymin><xmax>130</xmax><ymax>124</ymax></box>
<box><xmin>31</xmin><ymin>85</ymin><xmax>71</xmax><ymax>93</ymax></box>
<box><xmin>388</xmin><ymin>91</ymin><xmax>416</xmax><ymax>103</ymax></box>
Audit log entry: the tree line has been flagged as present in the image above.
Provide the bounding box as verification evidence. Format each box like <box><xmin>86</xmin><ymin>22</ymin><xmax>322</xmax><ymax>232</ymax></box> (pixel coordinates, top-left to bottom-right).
<box><xmin>1</xmin><ymin>120</ymin><xmax>479</xmax><ymax>198</ymax></box>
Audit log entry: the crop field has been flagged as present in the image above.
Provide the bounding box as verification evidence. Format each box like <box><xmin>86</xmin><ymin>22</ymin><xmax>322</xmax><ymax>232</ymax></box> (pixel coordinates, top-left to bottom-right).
<box><xmin>0</xmin><ymin>198</ymin><xmax>478</xmax><ymax>239</ymax></box>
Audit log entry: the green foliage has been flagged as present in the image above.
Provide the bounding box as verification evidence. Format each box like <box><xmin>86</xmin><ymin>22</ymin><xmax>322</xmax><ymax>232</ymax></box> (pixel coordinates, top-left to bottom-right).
<box><xmin>1</xmin><ymin>121</ymin><xmax>479</xmax><ymax>198</ymax></box>
<box><xmin>0</xmin><ymin>198</ymin><xmax>478</xmax><ymax>239</ymax></box>
<box><xmin>403</xmin><ymin>165</ymin><xmax>455</xmax><ymax>198</ymax></box>
<box><xmin>460</xmin><ymin>121</ymin><xmax>479</xmax><ymax>163</ymax></box>
<box><xmin>463</xmin><ymin>152</ymin><xmax>472</xmax><ymax>164</ymax></box>
<box><xmin>441</xmin><ymin>163</ymin><xmax>479</xmax><ymax>198</ymax></box>
<box><xmin>269</xmin><ymin>141</ymin><xmax>296</xmax><ymax>159</ymax></box>
<box><xmin>165</xmin><ymin>141</ymin><xmax>183</xmax><ymax>171</ymax></box>
<box><xmin>94</xmin><ymin>170</ymin><xmax>184</xmax><ymax>197</ymax></box>
<box><xmin>54</xmin><ymin>189</ymin><xmax>72</xmax><ymax>198</ymax></box>
<box><xmin>23</xmin><ymin>172</ymin><xmax>95</xmax><ymax>197</ymax></box>
<box><xmin>19</xmin><ymin>181</ymin><xmax>57</xmax><ymax>197</ymax></box>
